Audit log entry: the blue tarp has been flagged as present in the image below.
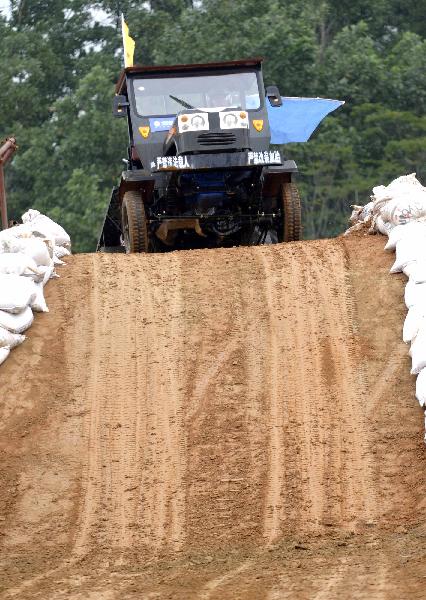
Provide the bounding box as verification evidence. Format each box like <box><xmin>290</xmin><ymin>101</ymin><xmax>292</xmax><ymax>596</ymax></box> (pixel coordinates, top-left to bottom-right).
<box><xmin>267</xmin><ymin>97</ymin><xmax>344</xmax><ymax>144</ymax></box>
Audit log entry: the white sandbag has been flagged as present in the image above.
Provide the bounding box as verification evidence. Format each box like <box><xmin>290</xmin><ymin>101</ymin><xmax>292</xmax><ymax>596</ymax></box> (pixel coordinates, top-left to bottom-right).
<box><xmin>371</xmin><ymin>173</ymin><xmax>423</xmax><ymax>202</ymax></box>
<box><xmin>403</xmin><ymin>307</ymin><xmax>425</xmax><ymax>344</ymax></box>
<box><xmin>31</xmin><ymin>282</ymin><xmax>48</xmax><ymax>313</ymax></box>
<box><xmin>0</xmin><ymin>326</ymin><xmax>25</xmax><ymax>349</ymax></box>
<box><xmin>376</xmin><ymin>215</ymin><xmax>394</xmax><ymax>236</ymax></box>
<box><xmin>374</xmin><ymin>174</ymin><xmax>426</xmax><ymax>225</ymax></box>
<box><xmin>53</xmin><ymin>255</ymin><xmax>65</xmax><ymax>266</ymax></box>
<box><xmin>0</xmin><ymin>274</ymin><xmax>37</xmax><ymax>313</ymax></box>
<box><xmin>54</xmin><ymin>245</ymin><xmax>71</xmax><ymax>259</ymax></box>
<box><xmin>381</xmin><ymin>194</ymin><xmax>426</xmax><ymax>226</ymax></box>
<box><xmin>0</xmin><ymin>346</ymin><xmax>10</xmax><ymax>365</ymax></box>
<box><xmin>0</xmin><ymin>253</ymin><xmax>40</xmax><ymax>277</ymax></box>
<box><xmin>403</xmin><ymin>262</ymin><xmax>417</xmax><ymax>278</ymax></box>
<box><xmin>1</xmin><ymin>237</ymin><xmax>52</xmax><ymax>267</ymax></box>
<box><xmin>416</xmin><ymin>368</ymin><xmax>426</xmax><ymax>408</ymax></box>
<box><xmin>0</xmin><ymin>223</ymin><xmax>33</xmax><ymax>241</ymax></box>
<box><xmin>408</xmin><ymin>261</ymin><xmax>426</xmax><ymax>284</ymax></box>
<box><xmin>410</xmin><ymin>325</ymin><xmax>426</xmax><ymax>375</ymax></box>
<box><xmin>22</xmin><ymin>209</ymin><xmax>71</xmax><ymax>247</ymax></box>
<box><xmin>0</xmin><ymin>306</ymin><xmax>33</xmax><ymax>334</ymax></box>
<box><xmin>384</xmin><ymin>224</ymin><xmax>404</xmax><ymax>251</ymax></box>
<box><xmin>404</xmin><ymin>281</ymin><xmax>426</xmax><ymax>309</ymax></box>
<box><xmin>350</xmin><ymin>202</ymin><xmax>374</xmax><ymax>225</ymax></box>
<box><xmin>384</xmin><ymin>221</ymin><xmax>426</xmax><ymax>252</ymax></box>
<box><xmin>390</xmin><ymin>236</ymin><xmax>426</xmax><ymax>273</ymax></box>
<box><xmin>37</xmin><ymin>265</ymin><xmax>57</xmax><ymax>286</ymax></box>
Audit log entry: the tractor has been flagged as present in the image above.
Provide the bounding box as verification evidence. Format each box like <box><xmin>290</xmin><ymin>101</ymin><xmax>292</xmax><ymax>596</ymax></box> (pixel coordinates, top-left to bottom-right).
<box><xmin>98</xmin><ymin>57</ymin><xmax>303</xmax><ymax>252</ymax></box>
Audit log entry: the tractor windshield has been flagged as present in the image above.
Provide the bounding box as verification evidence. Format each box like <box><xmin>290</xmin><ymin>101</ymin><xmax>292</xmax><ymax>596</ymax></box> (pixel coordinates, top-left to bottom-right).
<box><xmin>132</xmin><ymin>71</ymin><xmax>261</xmax><ymax>117</ymax></box>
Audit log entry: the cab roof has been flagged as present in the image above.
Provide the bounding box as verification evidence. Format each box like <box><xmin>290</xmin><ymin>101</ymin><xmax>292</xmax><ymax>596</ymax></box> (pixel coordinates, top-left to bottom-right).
<box><xmin>115</xmin><ymin>57</ymin><xmax>264</xmax><ymax>95</ymax></box>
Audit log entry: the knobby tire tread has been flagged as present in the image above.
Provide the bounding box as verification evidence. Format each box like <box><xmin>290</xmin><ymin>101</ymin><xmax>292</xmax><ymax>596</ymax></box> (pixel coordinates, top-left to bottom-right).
<box><xmin>282</xmin><ymin>183</ymin><xmax>302</xmax><ymax>242</ymax></box>
<box><xmin>122</xmin><ymin>191</ymin><xmax>149</xmax><ymax>253</ymax></box>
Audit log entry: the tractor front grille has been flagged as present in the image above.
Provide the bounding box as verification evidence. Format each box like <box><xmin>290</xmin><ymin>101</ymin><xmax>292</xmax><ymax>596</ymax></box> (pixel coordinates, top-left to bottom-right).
<box><xmin>197</xmin><ymin>132</ymin><xmax>237</xmax><ymax>146</ymax></box>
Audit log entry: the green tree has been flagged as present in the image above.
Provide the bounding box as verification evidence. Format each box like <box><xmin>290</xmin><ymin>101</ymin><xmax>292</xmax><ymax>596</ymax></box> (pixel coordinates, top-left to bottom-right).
<box><xmin>10</xmin><ymin>65</ymin><xmax>126</xmax><ymax>251</ymax></box>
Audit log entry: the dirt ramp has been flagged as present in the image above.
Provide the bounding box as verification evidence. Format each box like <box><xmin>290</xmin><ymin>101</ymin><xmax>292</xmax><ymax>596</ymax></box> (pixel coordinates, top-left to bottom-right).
<box><xmin>0</xmin><ymin>236</ymin><xmax>425</xmax><ymax>599</ymax></box>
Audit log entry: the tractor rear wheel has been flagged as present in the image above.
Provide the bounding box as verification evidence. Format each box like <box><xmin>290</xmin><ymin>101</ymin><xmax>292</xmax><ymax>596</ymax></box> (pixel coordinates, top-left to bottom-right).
<box><xmin>281</xmin><ymin>182</ymin><xmax>302</xmax><ymax>242</ymax></box>
<box><xmin>121</xmin><ymin>191</ymin><xmax>150</xmax><ymax>253</ymax></box>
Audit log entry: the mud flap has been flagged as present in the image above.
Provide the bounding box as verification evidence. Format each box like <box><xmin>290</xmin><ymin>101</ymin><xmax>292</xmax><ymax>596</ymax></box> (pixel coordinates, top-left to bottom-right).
<box><xmin>97</xmin><ymin>188</ymin><xmax>124</xmax><ymax>252</ymax></box>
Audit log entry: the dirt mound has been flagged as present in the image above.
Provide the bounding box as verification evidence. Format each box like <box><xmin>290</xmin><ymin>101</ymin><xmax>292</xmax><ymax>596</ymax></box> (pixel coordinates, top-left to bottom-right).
<box><xmin>0</xmin><ymin>236</ymin><xmax>425</xmax><ymax>599</ymax></box>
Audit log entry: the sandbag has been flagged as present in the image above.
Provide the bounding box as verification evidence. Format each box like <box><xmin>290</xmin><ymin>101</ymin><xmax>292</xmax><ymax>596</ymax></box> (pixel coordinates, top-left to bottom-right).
<box><xmin>403</xmin><ymin>307</ymin><xmax>425</xmax><ymax>344</ymax></box>
<box><xmin>390</xmin><ymin>236</ymin><xmax>426</xmax><ymax>273</ymax></box>
<box><xmin>371</xmin><ymin>173</ymin><xmax>423</xmax><ymax>202</ymax></box>
<box><xmin>54</xmin><ymin>245</ymin><xmax>71</xmax><ymax>259</ymax></box>
<box><xmin>403</xmin><ymin>262</ymin><xmax>417</xmax><ymax>278</ymax></box>
<box><xmin>0</xmin><ymin>253</ymin><xmax>40</xmax><ymax>277</ymax></box>
<box><xmin>0</xmin><ymin>274</ymin><xmax>37</xmax><ymax>313</ymax></box>
<box><xmin>381</xmin><ymin>194</ymin><xmax>426</xmax><ymax>226</ymax></box>
<box><xmin>416</xmin><ymin>368</ymin><xmax>426</xmax><ymax>408</ymax></box>
<box><xmin>31</xmin><ymin>282</ymin><xmax>49</xmax><ymax>313</ymax></box>
<box><xmin>22</xmin><ymin>209</ymin><xmax>71</xmax><ymax>247</ymax></box>
<box><xmin>0</xmin><ymin>223</ymin><xmax>33</xmax><ymax>241</ymax></box>
<box><xmin>53</xmin><ymin>255</ymin><xmax>66</xmax><ymax>266</ymax></box>
<box><xmin>410</xmin><ymin>325</ymin><xmax>426</xmax><ymax>375</ymax></box>
<box><xmin>0</xmin><ymin>306</ymin><xmax>33</xmax><ymax>334</ymax></box>
<box><xmin>374</xmin><ymin>174</ymin><xmax>426</xmax><ymax>225</ymax></box>
<box><xmin>0</xmin><ymin>346</ymin><xmax>10</xmax><ymax>365</ymax></box>
<box><xmin>404</xmin><ymin>280</ymin><xmax>426</xmax><ymax>309</ymax></box>
<box><xmin>384</xmin><ymin>221</ymin><xmax>426</xmax><ymax>252</ymax></box>
<box><xmin>408</xmin><ymin>261</ymin><xmax>426</xmax><ymax>284</ymax></box>
<box><xmin>0</xmin><ymin>326</ymin><xmax>25</xmax><ymax>349</ymax></box>
<box><xmin>37</xmin><ymin>265</ymin><xmax>57</xmax><ymax>287</ymax></box>
<box><xmin>350</xmin><ymin>202</ymin><xmax>374</xmax><ymax>225</ymax></box>
<box><xmin>376</xmin><ymin>215</ymin><xmax>394</xmax><ymax>236</ymax></box>
<box><xmin>0</xmin><ymin>237</ymin><xmax>52</xmax><ymax>267</ymax></box>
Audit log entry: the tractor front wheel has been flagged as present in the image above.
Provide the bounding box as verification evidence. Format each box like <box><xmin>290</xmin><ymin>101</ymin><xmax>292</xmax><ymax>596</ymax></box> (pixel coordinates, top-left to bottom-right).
<box><xmin>121</xmin><ymin>191</ymin><xmax>150</xmax><ymax>253</ymax></box>
<box><xmin>281</xmin><ymin>182</ymin><xmax>302</xmax><ymax>242</ymax></box>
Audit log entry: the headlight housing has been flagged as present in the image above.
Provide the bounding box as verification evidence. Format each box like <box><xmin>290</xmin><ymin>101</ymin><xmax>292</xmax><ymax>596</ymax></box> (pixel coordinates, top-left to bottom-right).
<box><xmin>178</xmin><ymin>112</ymin><xmax>209</xmax><ymax>133</ymax></box>
<box><xmin>191</xmin><ymin>114</ymin><xmax>206</xmax><ymax>128</ymax></box>
<box><xmin>219</xmin><ymin>111</ymin><xmax>249</xmax><ymax>130</ymax></box>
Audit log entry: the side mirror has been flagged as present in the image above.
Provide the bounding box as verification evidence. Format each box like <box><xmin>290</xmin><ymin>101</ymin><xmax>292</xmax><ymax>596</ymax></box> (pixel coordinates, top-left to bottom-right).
<box><xmin>113</xmin><ymin>95</ymin><xmax>129</xmax><ymax>118</ymax></box>
<box><xmin>266</xmin><ymin>85</ymin><xmax>282</xmax><ymax>107</ymax></box>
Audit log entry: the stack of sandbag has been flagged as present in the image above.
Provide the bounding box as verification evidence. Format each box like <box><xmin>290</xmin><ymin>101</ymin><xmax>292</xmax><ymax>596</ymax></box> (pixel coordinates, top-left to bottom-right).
<box><xmin>346</xmin><ymin>173</ymin><xmax>426</xmax><ymax>441</ymax></box>
<box><xmin>0</xmin><ymin>211</ymin><xmax>70</xmax><ymax>366</ymax></box>
<box><xmin>347</xmin><ymin>173</ymin><xmax>426</xmax><ymax>236</ymax></box>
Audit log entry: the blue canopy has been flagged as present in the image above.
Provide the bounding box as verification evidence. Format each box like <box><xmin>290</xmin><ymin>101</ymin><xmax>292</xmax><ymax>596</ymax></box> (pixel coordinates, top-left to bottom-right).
<box><xmin>267</xmin><ymin>97</ymin><xmax>344</xmax><ymax>144</ymax></box>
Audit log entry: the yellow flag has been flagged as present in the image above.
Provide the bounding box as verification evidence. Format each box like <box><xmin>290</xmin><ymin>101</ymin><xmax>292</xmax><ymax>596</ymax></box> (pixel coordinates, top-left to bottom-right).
<box><xmin>121</xmin><ymin>14</ymin><xmax>135</xmax><ymax>68</ymax></box>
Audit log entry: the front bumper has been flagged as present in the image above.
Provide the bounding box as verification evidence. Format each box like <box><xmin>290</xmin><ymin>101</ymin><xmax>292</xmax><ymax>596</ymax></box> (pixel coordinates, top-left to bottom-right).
<box><xmin>149</xmin><ymin>150</ymin><xmax>297</xmax><ymax>173</ymax></box>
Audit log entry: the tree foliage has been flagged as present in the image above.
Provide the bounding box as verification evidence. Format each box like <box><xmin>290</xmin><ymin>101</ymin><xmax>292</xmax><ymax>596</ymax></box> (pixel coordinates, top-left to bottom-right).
<box><xmin>0</xmin><ymin>0</ymin><xmax>424</xmax><ymax>249</ymax></box>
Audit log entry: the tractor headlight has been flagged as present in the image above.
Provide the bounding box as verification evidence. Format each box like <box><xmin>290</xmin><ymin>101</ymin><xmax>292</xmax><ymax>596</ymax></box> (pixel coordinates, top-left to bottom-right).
<box><xmin>191</xmin><ymin>114</ymin><xmax>206</xmax><ymax>128</ymax></box>
<box><xmin>224</xmin><ymin>113</ymin><xmax>238</xmax><ymax>128</ymax></box>
<box><xmin>219</xmin><ymin>111</ymin><xmax>249</xmax><ymax>130</ymax></box>
<box><xmin>178</xmin><ymin>112</ymin><xmax>209</xmax><ymax>133</ymax></box>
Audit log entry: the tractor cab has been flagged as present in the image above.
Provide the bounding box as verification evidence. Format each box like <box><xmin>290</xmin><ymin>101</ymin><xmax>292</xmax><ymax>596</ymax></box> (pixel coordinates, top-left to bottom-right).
<box><xmin>113</xmin><ymin>58</ymin><xmax>278</xmax><ymax>173</ymax></box>
<box><xmin>98</xmin><ymin>58</ymin><xmax>302</xmax><ymax>252</ymax></box>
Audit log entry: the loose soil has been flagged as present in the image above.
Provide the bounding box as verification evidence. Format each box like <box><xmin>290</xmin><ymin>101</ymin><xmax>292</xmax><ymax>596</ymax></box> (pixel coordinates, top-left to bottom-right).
<box><xmin>0</xmin><ymin>235</ymin><xmax>425</xmax><ymax>599</ymax></box>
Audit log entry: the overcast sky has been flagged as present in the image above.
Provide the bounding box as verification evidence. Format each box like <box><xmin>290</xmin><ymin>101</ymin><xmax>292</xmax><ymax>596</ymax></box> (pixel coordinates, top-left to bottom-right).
<box><xmin>0</xmin><ymin>2</ymin><xmax>112</xmax><ymax>23</ymax></box>
<box><xmin>0</xmin><ymin>0</ymin><xmax>10</xmax><ymax>18</ymax></box>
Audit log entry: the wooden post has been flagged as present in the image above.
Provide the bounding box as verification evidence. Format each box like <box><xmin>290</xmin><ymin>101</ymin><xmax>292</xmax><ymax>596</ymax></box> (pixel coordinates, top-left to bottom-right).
<box><xmin>0</xmin><ymin>163</ymin><xmax>7</xmax><ymax>230</ymax></box>
<box><xmin>0</xmin><ymin>137</ymin><xmax>18</xmax><ymax>230</ymax></box>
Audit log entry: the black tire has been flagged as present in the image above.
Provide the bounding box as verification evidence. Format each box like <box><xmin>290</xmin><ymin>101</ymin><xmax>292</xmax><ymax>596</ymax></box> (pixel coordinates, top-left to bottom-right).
<box><xmin>281</xmin><ymin>182</ymin><xmax>302</xmax><ymax>242</ymax></box>
<box><xmin>121</xmin><ymin>191</ymin><xmax>150</xmax><ymax>253</ymax></box>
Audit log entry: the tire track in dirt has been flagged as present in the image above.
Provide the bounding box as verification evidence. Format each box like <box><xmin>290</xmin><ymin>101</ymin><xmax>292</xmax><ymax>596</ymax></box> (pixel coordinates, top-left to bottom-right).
<box><xmin>259</xmin><ymin>239</ymin><xmax>377</xmax><ymax>542</ymax></box>
<box><xmin>72</xmin><ymin>253</ymin><xmax>187</xmax><ymax>560</ymax></box>
<box><xmin>179</xmin><ymin>249</ymin><xmax>269</xmax><ymax>554</ymax></box>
